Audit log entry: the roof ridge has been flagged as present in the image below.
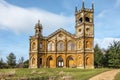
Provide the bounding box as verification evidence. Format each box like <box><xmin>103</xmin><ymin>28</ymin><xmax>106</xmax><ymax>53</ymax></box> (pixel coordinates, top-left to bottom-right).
<box><xmin>47</xmin><ymin>28</ymin><xmax>74</xmax><ymax>39</ymax></box>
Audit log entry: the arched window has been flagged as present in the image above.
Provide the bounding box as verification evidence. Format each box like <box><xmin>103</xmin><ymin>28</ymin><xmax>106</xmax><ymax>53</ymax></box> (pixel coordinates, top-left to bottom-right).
<box><xmin>79</xmin><ymin>18</ymin><xmax>82</xmax><ymax>22</ymax></box>
<box><xmin>40</xmin><ymin>58</ymin><xmax>42</xmax><ymax>65</ymax></box>
<box><xmin>58</xmin><ymin>34</ymin><xmax>63</xmax><ymax>37</ymax></box>
<box><xmin>67</xmin><ymin>41</ymin><xmax>75</xmax><ymax>51</ymax></box>
<box><xmin>71</xmin><ymin>43</ymin><xmax>75</xmax><ymax>50</ymax></box>
<box><xmin>85</xmin><ymin>17</ymin><xmax>90</xmax><ymax>22</ymax></box>
<box><xmin>79</xmin><ymin>41</ymin><xmax>82</xmax><ymax>48</ymax></box>
<box><xmin>57</xmin><ymin>41</ymin><xmax>64</xmax><ymax>51</ymax></box>
<box><xmin>86</xmin><ymin>57</ymin><xmax>90</xmax><ymax>65</ymax></box>
<box><xmin>78</xmin><ymin>56</ymin><xmax>82</xmax><ymax>66</ymax></box>
<box><xmin>86</xmin><ymin>41</ymin><xmax>90</xmax><ymax>48</ymax></box>
<box><xmin>32</xmin><ymin>42</ymin><xmax>36</xmax><ymax>50</ymax></box>
<box><xmin>79</xmin><ymin>29</ymin><xmax>81</xmax><ymax>32</ymax></box>
<box><xmin>48</xmin><ymin>42</ymin><xmax>52</xmax><ymax>51</ymax></box>
<box><xmin>32</xmin><ymin>58</ymin><xmax>35</xmax><ymax>64</ymax></box>
<box><xmin>86</xmin><ymin>28</ymin><xmax>90</xmax><ymax>32</ymax></box>
<box><xmin>40</xmin><ymin>42</ymin><xmax>42</xmax><ymax>49</ymax></box>
<box><xmin>48</xmin><ymin>42</ymin><xmax>55</xmax><ymax>51</ymax></box>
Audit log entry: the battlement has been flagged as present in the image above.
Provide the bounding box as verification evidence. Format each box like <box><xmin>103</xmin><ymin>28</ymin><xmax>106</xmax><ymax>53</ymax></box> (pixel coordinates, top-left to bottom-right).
<box><xmin>75</xmin><ymin>1</ymin><xmax>94</xmax><ymax>14</ymax></box>
<box><xmin>75</xmin><ymin>8</ymin><xmax>94</xmax><ymax>14</ymax></box>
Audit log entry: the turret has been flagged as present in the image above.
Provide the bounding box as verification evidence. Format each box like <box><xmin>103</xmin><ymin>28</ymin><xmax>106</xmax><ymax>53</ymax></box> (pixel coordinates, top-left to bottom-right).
<box><xmin>82</xmin><ymin>1</ymin><xmax>85</xmax><ymax>10</ymax></box>
<box><xmin>35</xmin><ymin>20</ymin><xmax>43</xmax><ymax>37</ymax></box>
<box><xmin>92</xmin><ymin>2</ymin><xmax>94</xmax><ymax>10</ymax></box>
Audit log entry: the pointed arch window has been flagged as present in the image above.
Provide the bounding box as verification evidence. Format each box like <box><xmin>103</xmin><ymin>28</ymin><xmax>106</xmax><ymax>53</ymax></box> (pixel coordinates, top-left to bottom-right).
<box><xmin>85</xmin><ymin>17</ymin><xmax>90</xmax><ymax>22</ymax></box>
<box><xmin>57</xmin><ymin>41</ymin><xmax>64</xmax><ymax>51</ymax></box>
<box><xmin>40</xmin><ymin>42</ymin><xmax>42</xmax><ymax>49</ymax></box>
<box><xmin>32</xmin><ymin>58</ymin><xmax>35</xmax><ymax>65</ymax></box>
<box><xmin>67</xmin><ymin>41</ymin><xmax>75</xmax><ymax>51</ymax></box>
<box><xmin>79</xmin><ymin>18</ymin><xmax>83</xmax><ymax>22</ymax></box>
<box><xmin>40</xmin><ymin>58</ymin><xmax>42</xmax><ymax>65</ymax></box>
<box><xmin>32</xmin><ymin>42</ymin><xmax>36</xmax><ymax>50</ymax></box>
<box><xmin>86</xmin><ymin>57</ymin><xmax>90</xmax><ymax>65</ymax></box>
<box><xmin>86</xmin><ymin>41</ymin><xmax>90</xmax><ymax>48</ymax></box>
<box><xmin>48</xmin><ymin>42</ymin><xmax>55</xmax><ymax>51</ymax></box>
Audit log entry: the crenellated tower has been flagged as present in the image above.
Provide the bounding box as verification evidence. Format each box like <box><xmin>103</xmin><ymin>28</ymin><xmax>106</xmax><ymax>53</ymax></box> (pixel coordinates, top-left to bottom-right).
<box><xmin>75</xmin><ymin>1</ymin><xmax>94</xmax><ymax>37</ymax></box>
<box><xmin>75</xmin><ymin>1</ymin><xmax>94</xmax><ymax>68</ymax></box>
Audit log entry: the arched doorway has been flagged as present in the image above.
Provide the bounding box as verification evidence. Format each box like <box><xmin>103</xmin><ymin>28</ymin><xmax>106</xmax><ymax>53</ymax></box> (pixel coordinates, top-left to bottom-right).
<box><xmin>67</xmin><ymin>56</ymin><xmax>74</xmax><ymax>68</ymax></box>
<box><xmin>39</xmin><ymin>58</ymin><xmax>42</xmax><ymax>67</ymax></box>
<box><xmin>47</xmin><ymin>56</ymin><xmax>54</xmax><ymax>68</ymax></box>
<box><xmin>57</xmin><ymin>56</ymin><xmax>64</xmax><ymax>68</ymax></box>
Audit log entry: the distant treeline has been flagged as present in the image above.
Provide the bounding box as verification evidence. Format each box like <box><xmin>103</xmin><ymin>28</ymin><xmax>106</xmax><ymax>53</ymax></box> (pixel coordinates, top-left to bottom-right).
<box><xmin>0</xmin><ymin>41</ymin><xmax>120</xmax><ymax>69</ymax></box>
<box><xmin>0</xmin><ymin>53</ymin><xmax>29</xmax><ymax>68</ymax></box>
<box><xmin>94</xmin><ymin>41</ymin><xmax>120</xmax><ymax>68</ymax></box>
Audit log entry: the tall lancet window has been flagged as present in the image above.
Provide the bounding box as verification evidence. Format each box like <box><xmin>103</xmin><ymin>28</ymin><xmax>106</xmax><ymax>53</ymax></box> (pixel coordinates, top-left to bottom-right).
<box><xmin>67</xmin><ymin>41</ymin><xmax>75</xmax><ymax>51</ymax></box>
<box><xmin>40</xmin><ymin>42</ymin><xmax>42</xmax><ymax>49</ymax></box>
<box><xmin>48</xmin><ymin>42</ymin><xmax>55</xmax><ymax>51</ymax></box>
<box><xmin>57</xmin><ymin>41</ymin><xmax>64</xmax><ymax>51</ymax></box>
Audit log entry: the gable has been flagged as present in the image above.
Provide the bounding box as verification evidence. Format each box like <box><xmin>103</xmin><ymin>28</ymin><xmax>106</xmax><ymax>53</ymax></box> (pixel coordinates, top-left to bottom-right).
<box><xmin>47</xmin><ymin>28</ymin><xmax>75</xmax><ymax>40</ymax></box>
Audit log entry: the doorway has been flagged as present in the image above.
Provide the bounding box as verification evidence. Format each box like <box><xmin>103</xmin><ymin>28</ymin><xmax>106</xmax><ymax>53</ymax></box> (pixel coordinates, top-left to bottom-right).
<box><xmin>67</xmin><ymin>56</ymin><xmax>74</xmax><ymax>68</ymax></box>
<box><xmin>57</xmin><ymin>56</ymin><xmax>64</xmax><ymax>68</ymax></box>
<box><xmin>47</xmin><ymin>56</ymin><xmax>54</xmax><ymax>68</ymax></box>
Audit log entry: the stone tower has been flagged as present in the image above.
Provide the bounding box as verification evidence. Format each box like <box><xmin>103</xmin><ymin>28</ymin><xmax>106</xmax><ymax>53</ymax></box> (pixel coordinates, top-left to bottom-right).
<box><xmin>75</xmin><ymin>2</ymin><xmax>94</xmax><ymax>68</ymax></box>
<box><xmin>29</xmin><ymin>20</ymin><xmax>44</xmax><ymax>68</ymax></box>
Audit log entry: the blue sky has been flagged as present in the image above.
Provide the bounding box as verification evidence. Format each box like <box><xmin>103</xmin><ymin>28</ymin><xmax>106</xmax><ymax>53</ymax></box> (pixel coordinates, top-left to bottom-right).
<box><xmin>0</xmin><ymin>0</ymin><xmax>120</xmax><ymax>62</ymax></box>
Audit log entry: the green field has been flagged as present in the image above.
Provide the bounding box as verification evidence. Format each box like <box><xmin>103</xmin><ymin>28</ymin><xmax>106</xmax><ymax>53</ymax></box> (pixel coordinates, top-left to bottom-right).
<box><xmin>0</xmin><ymin>68</ymin><xmax>110</xmax><ymax>80</ymax></box>
<box><xmin>115</xmin><ymin>72</ymin><xmax>120</xmax><ymax>80</ymax></box>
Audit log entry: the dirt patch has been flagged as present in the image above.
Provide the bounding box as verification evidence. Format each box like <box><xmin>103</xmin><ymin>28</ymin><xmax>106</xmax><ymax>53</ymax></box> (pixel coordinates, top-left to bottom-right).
<box><xmin>89</xmin><ymin>69</ymin><xmax>120</xmax><ymax>80</ymax></box>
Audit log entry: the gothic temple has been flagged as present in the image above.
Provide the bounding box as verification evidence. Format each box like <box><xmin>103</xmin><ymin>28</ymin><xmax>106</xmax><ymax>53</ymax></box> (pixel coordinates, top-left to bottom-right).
<box><xmin>29</xmin><ymin>2</ymin><xmax>94</xmax><ymax>69</ymax></box>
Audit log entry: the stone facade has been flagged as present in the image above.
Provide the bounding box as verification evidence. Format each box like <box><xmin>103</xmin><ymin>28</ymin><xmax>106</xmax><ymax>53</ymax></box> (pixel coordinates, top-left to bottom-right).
<box><xmin>29</xmin><ymin>2</ymin><xmax>94</xmax><ymax>69</ymax></box>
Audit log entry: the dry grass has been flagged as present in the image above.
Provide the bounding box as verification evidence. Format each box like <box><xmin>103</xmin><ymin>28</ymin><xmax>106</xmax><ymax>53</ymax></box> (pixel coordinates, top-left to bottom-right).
<box><xmin>0</xmin><ymin>68</ymin><xmax>110</xmax><ymax>80</ymax></box>
<box><xmin>0</xmin><ymin>69</ymin><xmax>16</xmax><ymax>79</ymax></box>
<box><xmin>115</xmin><ymin>71</ymin><xmax>120</xmax><ymax>80</ymax></box>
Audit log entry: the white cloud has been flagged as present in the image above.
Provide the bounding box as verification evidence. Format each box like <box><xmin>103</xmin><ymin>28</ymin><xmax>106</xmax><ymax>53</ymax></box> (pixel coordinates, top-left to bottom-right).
<box><xmin>0</xmin><ymin>0</ymin><xmax>74</xmax><ymax>35</ymax></box>
<box><xmin>96</xmin><ymin>10</ymin><xmax>110</xmax><ymax>18</ymax></box>
<box><xmin>97</xmin><ymin>12</ymin><xmax>105</xmax><ymax>18</ymax></box>
<box><xmin>95</xmin><ymin>38</ymin><xmax>120</xmax><ymax>49</ymax></box>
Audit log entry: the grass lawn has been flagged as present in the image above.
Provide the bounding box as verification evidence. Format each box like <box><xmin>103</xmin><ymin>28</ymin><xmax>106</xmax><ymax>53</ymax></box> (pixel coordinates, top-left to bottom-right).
<box><xmin>115</xmin><ymin>72</ymin><xmax>120</xmax><ymax>80</ymax></box>
<box><xmin>0</xmin><ymin>68</ymin><xmax>110</xmax><ymax>80</ymax></box>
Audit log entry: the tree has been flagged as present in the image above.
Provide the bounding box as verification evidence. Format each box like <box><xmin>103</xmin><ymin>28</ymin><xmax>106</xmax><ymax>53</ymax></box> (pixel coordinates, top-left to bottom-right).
<box><xmin>0</xmin><ymin>58</ymin><xmax>4</xmax><ymax>68</ymax></box>
<box><xmin>107</xmin><ymin>41</ymin><xmax>120</xmax><ymax>68</ymax></box>
<box><xmin>94</xmin><ymin>44</ymin><xmax>104</xmax><ymax>68</ymax></box>
<box><xmin>17</xmin><ymin>57</ymin><xmax>24</xmax><ymax>68</ymax></box>
<box><xmin>7</xmin><ymin>52</ymin><xmax>16</xmax><ymax>68</ymax></box>
<box><xmin>23</xmin><ymin>59</ymin><xmax>29</xmax><ymax>68</ymax></box>
<box><xmin>18</xmin><ymin>57</ymin><xmax>24</xmax><ymax>64</ymax></box>
<box><xmin>102</xmin><ymin>50</ymin><xmax>109</xmax><ymax>67</ymax></box>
